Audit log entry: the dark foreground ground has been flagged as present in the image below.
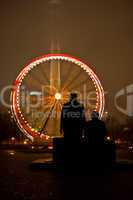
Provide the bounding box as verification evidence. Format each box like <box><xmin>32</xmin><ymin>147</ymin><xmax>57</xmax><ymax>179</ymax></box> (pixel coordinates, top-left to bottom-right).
<box><xmin>0</xmin><ymin>149</ymin><xmax>133</xmax><ymax>200</ymax></box>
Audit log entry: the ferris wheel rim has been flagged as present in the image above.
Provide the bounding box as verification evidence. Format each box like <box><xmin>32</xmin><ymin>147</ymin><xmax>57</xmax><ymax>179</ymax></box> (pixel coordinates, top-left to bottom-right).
<box><xmin>11</xmin><ymin>53</ymin><xmax>105</xmax><ymax>141</ymax></box>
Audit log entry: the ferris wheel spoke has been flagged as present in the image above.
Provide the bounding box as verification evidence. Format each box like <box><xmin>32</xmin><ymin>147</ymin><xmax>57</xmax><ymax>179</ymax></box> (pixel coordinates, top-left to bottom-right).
<box><xmin>85</xmin><ymin>89</ymin><xmax>98</xmax><ymax>97</ymax></box>
<box><xmin>55</xmin><ymin>101</ymin><xmax>63</xmax><ymax>112</ymax></box>
<box><xmin>41</xmin><ymin>87</ymin><xmax>53</xmax><ymax>96</ymax></box>
<box><xmin>81</xmin><ymin>96</ymin><xmax>97</xmax><ymax>103</ymax></box>
<box><xmin>40</xmin><ymin>100</ymin><xmax>57</xmax><ymax>133</ymax></box>
<box><xmin>40</xmin><ymin>66</ymin><xmax>50</xmax><ymax>84</ymax></box>
<box><xmin>25</xmin><ymin>76</ymin><xmax>42</xmax><ymax>88</ymax></box>
<box><xmin>42</xmin><ymin>105</ymin><xmax>52</xmax><ymax>112</ymax></box>
<box><xmin>67</xmin><ymin>77</ymin><xmax>91</xmax><ymax>91</ymax></box>
<box><xmin>61</xmin><ymin>63</ymin><xmax>73</xmax><ymax>86</ymax></box>
<box><xmin>81</xmin><ymin>95</ymin><xmax>97</xmax><ymax>100</ymax></box>
<box><xmin>58</xmin><ymin>101</ymin><xmax>63</xmax><ymax>111</ymax></box>
<box><xmin>26</xmin><ymin>77</ymin><xmax>45</xmax><ymax>91</ymax></box>
<box><xmin>85</xmin><ymin>104</ymin><xmax>96</xmax><ymax>109</ymax></box>
<box><xmin>31</xmin><ymin>72</ymin><xmax>47</xmax><ymax>86</ymax></box>
<box><xmin>62</xmin><ymin>70</ymin><xmax>83</xmax><ymax>91</ymax></box>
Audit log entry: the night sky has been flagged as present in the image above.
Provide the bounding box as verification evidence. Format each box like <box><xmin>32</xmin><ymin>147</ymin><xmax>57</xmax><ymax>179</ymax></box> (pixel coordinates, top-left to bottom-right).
<box><xmin>0</xmin><ymin>0</ymin><xmax>133</xmax><ymax>120</ymax></box>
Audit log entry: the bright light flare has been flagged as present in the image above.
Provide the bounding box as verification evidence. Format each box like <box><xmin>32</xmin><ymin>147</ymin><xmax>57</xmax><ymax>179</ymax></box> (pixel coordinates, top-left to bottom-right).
<box><xmin>55</xmin><ymin>92</ymin><xmax>62</xmax><ymax>100</ymax></box>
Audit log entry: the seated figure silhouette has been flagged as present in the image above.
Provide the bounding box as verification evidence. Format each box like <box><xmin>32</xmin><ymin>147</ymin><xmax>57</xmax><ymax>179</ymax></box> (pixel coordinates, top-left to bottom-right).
<box><xmin>84</xmin><ymin>111</ymin><xmax>107</xmax><ymax>168</ymax></box>
<box><xmin>60</xmin><ymin>93</ymin><xmax>85</xmax><ymax>168</ymax></box>
<box><xmin>85</xmin><ymin>111</ymin><xmax>107</xmax><ymax>145</ymax></box>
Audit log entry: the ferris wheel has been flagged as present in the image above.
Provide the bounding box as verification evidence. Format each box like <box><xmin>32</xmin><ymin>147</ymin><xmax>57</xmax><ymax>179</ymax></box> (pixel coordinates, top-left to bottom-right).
<box><xmin>11</xmin><ymin>54</ymin><xmax>105</xmax><ymax>141</ymax></box>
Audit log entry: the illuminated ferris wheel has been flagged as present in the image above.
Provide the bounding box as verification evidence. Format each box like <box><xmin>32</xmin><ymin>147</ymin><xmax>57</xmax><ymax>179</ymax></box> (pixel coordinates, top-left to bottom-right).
<box><xmin>11</xmin><ymin>54</ymin><xmax>105</xmax><ymax>141</ymax></box>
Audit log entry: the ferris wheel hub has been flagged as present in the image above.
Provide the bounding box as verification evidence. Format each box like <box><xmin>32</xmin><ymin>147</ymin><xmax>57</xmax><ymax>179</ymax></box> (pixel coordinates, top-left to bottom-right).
<box><xmin>55</xmin><ymin>92</ymin><xmax>62</xmax><ymax>100</ymax></box>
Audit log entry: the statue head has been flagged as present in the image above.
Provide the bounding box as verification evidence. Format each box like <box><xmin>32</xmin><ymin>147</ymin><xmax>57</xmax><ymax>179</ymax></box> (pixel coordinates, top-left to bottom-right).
<box><xmin>70</xmin><ymin>93</ymin><xmax>78</xmax><ymax>100</ymax></box>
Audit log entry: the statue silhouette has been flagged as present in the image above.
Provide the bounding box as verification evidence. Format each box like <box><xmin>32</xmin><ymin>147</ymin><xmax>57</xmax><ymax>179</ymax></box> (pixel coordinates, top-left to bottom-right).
<box><xmin>60</xmin><ymin>93</ymin><xmax>85</xmax><ymax>168</ymax></box>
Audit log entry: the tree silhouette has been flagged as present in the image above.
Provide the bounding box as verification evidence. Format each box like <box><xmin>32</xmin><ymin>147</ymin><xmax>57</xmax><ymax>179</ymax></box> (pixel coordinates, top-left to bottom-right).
<box><xmin>0</xmin><ymin>106</ymin><xmax>22</xmax><ymax>143</ymax></box>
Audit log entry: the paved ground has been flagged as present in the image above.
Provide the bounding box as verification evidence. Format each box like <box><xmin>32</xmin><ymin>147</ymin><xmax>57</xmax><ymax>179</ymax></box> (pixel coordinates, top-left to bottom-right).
<box><xmin>0</xmin><ymin>149</ymin><xmax>133</xmax><ymax>200</ymax></box>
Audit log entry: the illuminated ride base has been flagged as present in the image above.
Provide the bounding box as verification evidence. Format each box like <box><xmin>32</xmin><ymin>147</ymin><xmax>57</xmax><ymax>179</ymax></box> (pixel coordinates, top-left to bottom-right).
<box><xmin>11</xmin><ymin>54</ymin><xmax>105</xmax><ymax>142</ymax></box>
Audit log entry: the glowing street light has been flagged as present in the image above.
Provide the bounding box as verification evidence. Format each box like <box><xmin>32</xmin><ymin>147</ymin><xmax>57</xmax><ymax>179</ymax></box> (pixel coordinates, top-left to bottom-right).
<box><xmin>11</xmin><ymin>137</ymin><xmax>15</xmax><ymax>141</ymax></box>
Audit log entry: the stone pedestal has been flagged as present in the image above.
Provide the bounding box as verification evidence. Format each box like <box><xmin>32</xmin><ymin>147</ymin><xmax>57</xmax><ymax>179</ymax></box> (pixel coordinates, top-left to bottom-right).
<box><xmin>53</xmin><ymin>137</ymin><xmax>64</xmax><ymax>166</ymax></box>
<box><xmin>52</xmin><ymin>137</ymin><xmax>116</xmax><ymax>170</ymax></box>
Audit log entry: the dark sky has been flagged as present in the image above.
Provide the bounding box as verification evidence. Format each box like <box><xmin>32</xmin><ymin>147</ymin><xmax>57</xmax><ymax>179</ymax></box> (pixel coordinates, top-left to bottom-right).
<box><xmin>0</xmin><ymin>0</ymin><xmax>133</xmax><ymax>120</ymax></box>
